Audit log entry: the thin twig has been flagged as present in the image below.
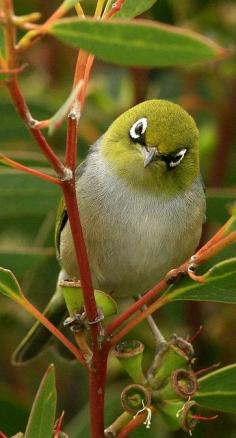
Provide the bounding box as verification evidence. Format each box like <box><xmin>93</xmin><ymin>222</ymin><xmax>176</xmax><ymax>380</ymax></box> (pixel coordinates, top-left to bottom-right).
<box><xmin>65</xmin><ymin>105</ymin><xmax>80</xmax><ymax>170</ymax></box>
<box><xmin>0</xmin><ymin>153</ymin><xmax>61</xmax><ymax>185</ymax></box>
<box><xmin>7</xmin><ymin>79</ymin><xmax>65</xmax><ymax>176</ymax></box>
<box><xmin>107</xmin><ymin>279</ymin><xmax>167</xmax><ymax>336</ymax></box>
<box><xmin>19</xmin><ymin>297</ymin><xmax>86</xmax><ymax>366</ymax></box>
<box><xmin>116</xmin><ymin>407</ymin><xmax>155</xmax><ymax>438</ymax></box>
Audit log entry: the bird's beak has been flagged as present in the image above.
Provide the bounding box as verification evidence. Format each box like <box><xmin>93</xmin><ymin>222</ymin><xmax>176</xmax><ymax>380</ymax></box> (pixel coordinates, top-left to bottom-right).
<box><xmin>143</xmin><ymin>146</ymin><xmax>159</xmax><ymax>168</ymax></box>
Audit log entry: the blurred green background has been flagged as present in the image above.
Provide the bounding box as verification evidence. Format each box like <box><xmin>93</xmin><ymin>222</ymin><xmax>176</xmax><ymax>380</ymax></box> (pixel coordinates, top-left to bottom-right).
<box><xmin>0</xmin><ymin>0</ymin><xmax>236</xmax><ymax>436</ymax></box>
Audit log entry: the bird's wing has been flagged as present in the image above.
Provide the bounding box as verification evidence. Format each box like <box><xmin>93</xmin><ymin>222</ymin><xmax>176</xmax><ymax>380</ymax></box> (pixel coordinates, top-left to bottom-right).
<box><xmin>12</xmin><ymin>282</ymin><xmax>66</xmax><ymax>364</ymax></box>
<box><xmin>55</xmin><ymin>196</ymin><xmax>68</xmax><ymax>260</ymax></box>
<box><xmin>54</xmin><ymin>160</ymin><xmax>89</xmax><ymax>260</ymax></box>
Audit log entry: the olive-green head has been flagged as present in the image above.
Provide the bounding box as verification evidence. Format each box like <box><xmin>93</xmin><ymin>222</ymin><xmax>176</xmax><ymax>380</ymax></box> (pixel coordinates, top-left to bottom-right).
<box><xmin>101</xmin><ymin>99</ymin><xmax>200</xmax><ymax>197</ymax></box>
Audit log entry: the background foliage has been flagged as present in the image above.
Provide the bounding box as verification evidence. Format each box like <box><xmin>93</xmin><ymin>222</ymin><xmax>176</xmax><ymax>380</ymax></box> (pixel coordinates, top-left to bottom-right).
<box><xmin>0</xmin><ymin>0</ymin><xmax>236</xmax><ymax>436</ymax></box>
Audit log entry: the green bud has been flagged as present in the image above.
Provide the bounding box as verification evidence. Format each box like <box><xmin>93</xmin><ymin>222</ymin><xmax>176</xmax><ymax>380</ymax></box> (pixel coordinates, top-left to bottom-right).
<box><xmin>113</xmin><ymin>340</ymin><xmax>146</xmax><ymax>384</ymax></box>
<box><xmin>58</xmin><ymin>279</ymin><xmax>117</xmax><ymax>317</ymax></box>
<box><xmin>153</xmin><ymin>368</ymin><xmax>198</xmax><ymax>401</ymax></box>
<box><xmin>148</xmin><ymin>335</ymin><xmax>194</xmax><ymax>389</ymax></box>
<box><xmin>121</xmin><ymin>384</ymin><xmax>151</xmax><ymax>414</ymax></box>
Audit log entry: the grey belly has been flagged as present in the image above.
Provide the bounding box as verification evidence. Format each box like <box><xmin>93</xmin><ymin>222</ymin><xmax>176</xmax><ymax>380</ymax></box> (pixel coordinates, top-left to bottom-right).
<box><xmin>59</xmin><ymin>179</ymin><xmax>205</xmax><ymax>298</ymax></box>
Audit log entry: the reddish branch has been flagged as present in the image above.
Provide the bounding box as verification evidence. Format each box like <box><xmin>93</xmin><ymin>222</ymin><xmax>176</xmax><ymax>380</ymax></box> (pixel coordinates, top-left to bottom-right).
<box><xmin>116</xmin><ymin>408</ymin><xmax>155</xmax><ymax>438</ymax></box>
<box><xmin>19</xmin><ymin>297</ymin><xmax>86</xmax><ymax>365</ymax></box>
<box><xmin>0</xmin><ymin>152</ymin><xmax>61</xmax><ymax>185</ymax></box>
<box><xmin>7</xmin><ymin>78</ymin><xmax>65</xmax><ymax>176</ymax></box>
<box><xmin>2</xmin><ymin>2</ymin><xmax>235</xmax><ymax>438</ymax></box>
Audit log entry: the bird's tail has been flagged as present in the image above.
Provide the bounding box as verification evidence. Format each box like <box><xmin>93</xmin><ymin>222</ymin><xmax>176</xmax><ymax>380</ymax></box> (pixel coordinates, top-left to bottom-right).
<box><xmin>12</xmin><ymin>271</ymin><xmax>68</xmax><ymax>365</ymax></box>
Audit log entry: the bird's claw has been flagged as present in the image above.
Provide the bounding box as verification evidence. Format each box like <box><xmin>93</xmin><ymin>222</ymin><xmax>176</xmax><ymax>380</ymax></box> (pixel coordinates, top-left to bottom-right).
<box><xmin>63</xmin><ymin>312</ymin><xmax>87</xmax><ymax>332</ymax></box>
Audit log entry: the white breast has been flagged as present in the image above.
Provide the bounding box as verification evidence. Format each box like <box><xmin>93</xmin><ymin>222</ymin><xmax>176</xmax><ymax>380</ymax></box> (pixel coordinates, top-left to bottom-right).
<box><xmin>60</xmin><ymin>151</ymin><xmax>205</xmax><ymax>297</ymax></box>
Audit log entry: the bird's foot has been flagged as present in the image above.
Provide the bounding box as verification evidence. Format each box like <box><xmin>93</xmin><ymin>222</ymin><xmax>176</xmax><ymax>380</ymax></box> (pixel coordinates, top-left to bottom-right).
<box><xmin>63</xmin><ymin>312</ymin><xmax>87</xmax><ymax>332</ymax></box>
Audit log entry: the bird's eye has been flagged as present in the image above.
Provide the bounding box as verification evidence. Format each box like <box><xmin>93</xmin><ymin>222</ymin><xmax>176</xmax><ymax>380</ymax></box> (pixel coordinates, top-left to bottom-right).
<box><xmin>129</xmin><ymin>117</ymin><xmax>147</xmax><ymax>142</ymax></box>
<box><xmin>169</xmin><ymin>148</ymin><xmax>187</xmax><ymax>168</ymax></box>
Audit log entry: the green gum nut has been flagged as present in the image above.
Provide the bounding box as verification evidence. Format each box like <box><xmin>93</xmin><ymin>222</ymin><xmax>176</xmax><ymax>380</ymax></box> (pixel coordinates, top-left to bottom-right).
<box><xmin>153</xmin><ymin>368</ymin><xmax>198</xmax><ymax>402</ymax></box>
<box><xmin>58</xmin><ymin>279</ymin><xmax>117</xmax><ymax>318</ymax></box>
<box><xmin>148</xmin><ymin>336</ymin><xmax>194</xmax><ymax>389</ymax></box>
<box><xmin>104</xmin><ymin>412</ymin><xmax>133</xmax><ymax>437</ymax></box>
<box><xmin>158</xmin><ymin>400</ymin><xmax>198</xmax><ymax>432</ymax></box>
<box><xmin>113</xmin><ymin>340</ymin><xmax>146</xmax><ymax>384</ymax></box>
<box><xmin>121</xmin><ymin>384</ymin><xmax>151</xmax><ymax>414</ymax></box>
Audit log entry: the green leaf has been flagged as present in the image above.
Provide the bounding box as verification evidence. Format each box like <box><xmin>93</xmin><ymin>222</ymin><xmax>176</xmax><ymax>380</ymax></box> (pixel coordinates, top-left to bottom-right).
<box><xmin>49</xmin><ymin>17</ymin><xmax>226</xmax><ymax>68</ymax></box>
<box><xmin>207</xmin><ymin>189</ymin><xmax>236</xmax><ymax>223</ymax></box>
<box><xmin>106</xmin><ymin>0</ymin><xmax>157</xmax><ymax>18</ymax></box>
<box><xmin>0</xmin><ymin>170</ymin><xmax>59</xmax><ymax>219</ymax></box>
<box><xmin>0</xmin><ymin>248</ymin><xmax>54</xmax><ymax>279</ymax></box>
<box><xmin>0</xmin><ymin>267</ymin><xmax>23</xmax><ymax>301</ymax></box>
<box><xmin>167</xmin><ymin>258</ymin><xmax>236</xmax><ymax>303</ymax></box>
<box><xmin>195</xmin><ymin>364</ymin><xmax>236</xmax><ymax>413</ymax></box>
<box><xmin>24</xmin><ymin>365</ymin><xmax>57</xmax><ymax>438</ymax></box>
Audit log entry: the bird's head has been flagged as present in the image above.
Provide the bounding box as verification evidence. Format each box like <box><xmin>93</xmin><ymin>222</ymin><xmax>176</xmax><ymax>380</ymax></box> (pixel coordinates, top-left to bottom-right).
<box><xmin>101</xmin><ymin>99</ymin><xmax>200</xmax><ymax>197</ymax></box>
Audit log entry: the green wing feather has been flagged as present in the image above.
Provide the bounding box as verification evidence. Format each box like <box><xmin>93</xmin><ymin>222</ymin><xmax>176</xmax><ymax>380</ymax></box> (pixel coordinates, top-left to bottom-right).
<box><xmin>13</xmin><ymin>160</ymin><xmax>90</xmax><ymax>364</ymax></box>
<box><xmin>55</xmin><ymin>196</ymin><xmax>68</xmax><ymax>260</ymax></box>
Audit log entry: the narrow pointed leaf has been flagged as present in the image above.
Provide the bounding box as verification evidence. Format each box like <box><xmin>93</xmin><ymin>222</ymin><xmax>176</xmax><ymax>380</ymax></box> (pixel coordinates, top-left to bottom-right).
<box><xmin>167</xmin><ymin>258</ymin><xmax>236</xmax><ymax>303</ymax></box>
<box><xmin>195</xmin><ymin>365</ymin><xmax>236</xmax><ymax>413</ymax></box>
<box><xmin>24</xmin><ymin>365</ymin><xmax>57</xmax><ymax>438</ymax></box>
<box><xmin>49</xmin><ymin>18</ymin><xmax>227</xmax><ymax>68</ymax></box>
<box><xmin>0</xmin><ymin>267</ymin><xmax>23</xmax><ymax>301</ymax></box>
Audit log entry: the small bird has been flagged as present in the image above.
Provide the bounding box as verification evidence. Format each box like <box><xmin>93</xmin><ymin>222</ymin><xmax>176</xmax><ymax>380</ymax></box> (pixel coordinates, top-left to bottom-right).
<box><xmin>13</xmin><ymin>99</ymin><xmax>206</xmax><ymax>363</ymax></box>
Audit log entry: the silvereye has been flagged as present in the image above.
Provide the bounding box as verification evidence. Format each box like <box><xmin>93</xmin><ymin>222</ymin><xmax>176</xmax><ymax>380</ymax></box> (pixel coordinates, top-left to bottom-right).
<box><xmin>13</xmin><ymin>99</ymin><xmax>206</xmax><ymax>363</ymax></box>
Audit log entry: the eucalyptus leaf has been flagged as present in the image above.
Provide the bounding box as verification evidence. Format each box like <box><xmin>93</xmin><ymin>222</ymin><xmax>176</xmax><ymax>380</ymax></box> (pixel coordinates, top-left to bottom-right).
<box><xmin>167</xmin><ymin>258</ymin><xmax>236</xmax><ymax>303</ymax></box>
<box><xmin>0</xmin><ymin>170</ymin><xmax>59</xmax><ymax>218</ymax></box>
<box><xmin>0</xmin><ymin>267</ymin><xmax>23</xmax><ymax>301</ymax></box>
<box><xmin>195</xmin><ymin>364</ymin><xmax>236</xmax><ymax>413</ymax></box>
<box><xmin>106</xmin><ymin>0</ymin><xmax>157</xmax><ymax>18</ymax></box>
<box><xmin>50</xmin><ymin>18</ymin><xmax>226</xmax><ymax>68</ymax></box>
<box><xmin>24</xmin><ymin>365</ymin><xmax>57</xmax><ymax>438</ymax></box>
<box><xmin>206</xmin><ymin>189</ymin><xmax>236</xmax><ymax>223</ymax></box>
<box><xmin>0</xmin><ymin>249</ymin><xmax>54</xmax><ymax>279</ymax></box>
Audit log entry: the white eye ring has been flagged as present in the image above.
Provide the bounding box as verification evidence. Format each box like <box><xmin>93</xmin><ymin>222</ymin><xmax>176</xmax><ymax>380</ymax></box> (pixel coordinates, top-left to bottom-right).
<box><xmin>129</xmin><ymin>117</ymin><xmax>148</xmax><ymax>141</ymax></box>
<box><xmin>169</xmin><ymin>148</ymin><xmax>187</xmax><ymax>168</ymax></box>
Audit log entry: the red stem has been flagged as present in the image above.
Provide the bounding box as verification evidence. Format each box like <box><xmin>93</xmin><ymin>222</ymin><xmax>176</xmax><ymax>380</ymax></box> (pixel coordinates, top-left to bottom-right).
<box><xmin>107</xmin><ymin>279</ymin><xmax>167</xmax><ymax>335</ymax></box>
<box><xmin>6</xmin><ymin>78</ymin><xmax>65</xmax><ymax>177</ymax></box>
<box><xmin>89</xmin><ymin>345</ymin><xmax>110</xmax><ymax>437</ymax></box>
<box><xmin>80</xmin><ymin>54</ymin><xmax>95</xmax><ymax>111</ymax></box>
<box><xmin>0</xmin><ymin>153</ymin><xmax>61</xmax><ymax>185</ymax></box>
<box><xmin>105</xmin><ymin>0</ymin><xmax>126</xmax><ymax>18</ymax></box>
<box><xmin>20</xmin><ymin>297</ymin><xmax>86</xmax><ymax>365</ymax></box>
<box><xmin>54</xmin><ymin>411</ymin><xmax>65</xmax><ymax>438</ymax></box>
<box><xmin>65</xmin><ymin>110</ymin><xmax>79</xmax><ymax>170</ymax></box>
<box><xmin>62</xmin><ymin>181</ymin><xmax>99</xmax><ymax>341</ymax></box>
<box><xmin>116</xmin><ymin>411</ymin><xmax>150</xmax><ymax>438</ymax></box>
<box><xmin>110</xmin><ymin>295</ymin><xmax>169</xmax><ymax>346</ymax></box>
